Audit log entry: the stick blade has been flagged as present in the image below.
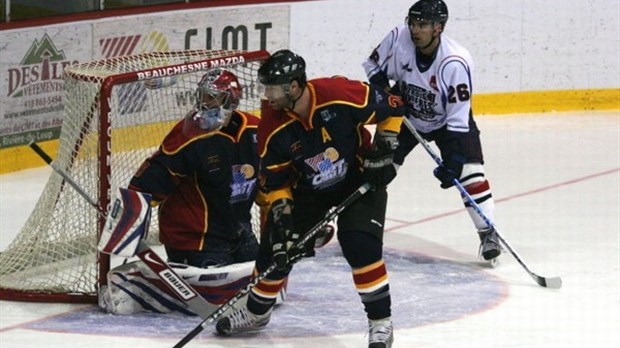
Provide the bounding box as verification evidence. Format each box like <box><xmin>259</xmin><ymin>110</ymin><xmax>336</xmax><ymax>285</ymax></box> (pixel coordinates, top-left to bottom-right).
<box><xmin>534</xmin><ymin>275</ymin><xmax>562</xmax><ymax>289</ymax></box>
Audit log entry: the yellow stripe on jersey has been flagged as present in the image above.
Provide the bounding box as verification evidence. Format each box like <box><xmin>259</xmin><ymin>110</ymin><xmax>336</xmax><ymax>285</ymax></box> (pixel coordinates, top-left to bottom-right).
<box><xmin>376</xmin><ymin>115</ymin><xmax>404</xmax><ymax>134</ymax></box>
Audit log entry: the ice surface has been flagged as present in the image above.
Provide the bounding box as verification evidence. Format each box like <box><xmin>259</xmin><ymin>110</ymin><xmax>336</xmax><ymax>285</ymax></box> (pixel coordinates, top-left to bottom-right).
<box><xmin>1</xmin><ymin>112</ymin><xmax>618</xmax><ymax>348</ymax></box>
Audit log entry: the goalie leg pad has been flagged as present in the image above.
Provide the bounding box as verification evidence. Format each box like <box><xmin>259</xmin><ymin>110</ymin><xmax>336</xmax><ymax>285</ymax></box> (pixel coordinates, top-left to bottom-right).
<box><xmin>99</xmin><ymin>260</ymin><xmax>266</xmax><ymax>316</ymax></box>
<box><xmin>99</xmin><ymin>261</ymin><xmax>194</xmax><ymax>315</ymax></box>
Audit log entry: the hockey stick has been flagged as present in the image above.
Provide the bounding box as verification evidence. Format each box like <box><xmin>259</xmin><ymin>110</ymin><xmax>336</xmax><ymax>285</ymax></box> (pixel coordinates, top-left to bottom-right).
<box><xmin>173</xmin><ymin>182</ymin><xmax>373</xmax><ymax>348</ymax></box>
<box><xmin>28</xmin><ymin>140</ymin><xmax>219</xmax><ymax>318</ymax></box>
<box><xmin>401</xmin><ymin>119</ymin><xmax>562</xmax><ymax>289</ymax></box>
<box><xmin>29</xmin><ymin>140</ymin><xmax>99</xmax><ymax>208</ymax></box>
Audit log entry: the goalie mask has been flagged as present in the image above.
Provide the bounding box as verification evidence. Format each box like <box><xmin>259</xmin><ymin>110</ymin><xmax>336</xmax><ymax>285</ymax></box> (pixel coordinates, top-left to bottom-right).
<box><xmin>187</xmin><ymin>69</ymin><xmax>242</xmax><ymax>132</ymax></box>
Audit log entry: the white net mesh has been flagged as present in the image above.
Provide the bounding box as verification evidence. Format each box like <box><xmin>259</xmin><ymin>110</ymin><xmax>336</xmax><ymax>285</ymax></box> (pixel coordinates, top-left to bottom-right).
<box><xmin>0</xmin><ymin>50</ymin><xmax>268</xmax><ymax>301</ymax></box>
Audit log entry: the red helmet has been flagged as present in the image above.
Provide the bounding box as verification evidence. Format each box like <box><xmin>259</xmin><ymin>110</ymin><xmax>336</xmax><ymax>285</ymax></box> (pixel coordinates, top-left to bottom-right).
<box><xmin>196</xmin><ymin>69</ymin><xmax>242</xmax><ymax>110</ymax></box>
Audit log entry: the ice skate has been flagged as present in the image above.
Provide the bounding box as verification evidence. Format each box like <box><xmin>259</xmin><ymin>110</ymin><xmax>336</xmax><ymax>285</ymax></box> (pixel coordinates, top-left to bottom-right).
<box><xmin>368</xmin><ymin>317</ymin><xmax>393</xmax><ymax>348</ymax></box>
<box><xmin>215</xmin><ymin>306</ymin><xmax>271</xmax><ymax>335</ymax></box>
<box><xmin>478</xmin><ymin>226</ymin><xmax>501</xmax><ymax>261</ymax></box>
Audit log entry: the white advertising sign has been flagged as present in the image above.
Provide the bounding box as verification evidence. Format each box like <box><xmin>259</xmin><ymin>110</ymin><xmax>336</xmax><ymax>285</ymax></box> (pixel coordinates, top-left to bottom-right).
<box><xmin>0</xmin><ymin>24</ymin><xmax>92</xmax><ymax>148</ymax></box>
<box><xmin>93</xmin><ymin>7</ymin><xmax>289</xmax><ymax>58</ymax></box>
<box><xmin>0</xmin><ymin>5</ymin><xmax>290</xmax><ymax>149</ymax></box>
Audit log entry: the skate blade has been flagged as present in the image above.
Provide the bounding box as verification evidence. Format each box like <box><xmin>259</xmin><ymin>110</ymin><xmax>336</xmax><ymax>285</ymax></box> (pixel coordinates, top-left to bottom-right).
<box><xmin>477</xmin><ymin>255</ymin><xmax>500</xmax><ymax>268</ymax></box>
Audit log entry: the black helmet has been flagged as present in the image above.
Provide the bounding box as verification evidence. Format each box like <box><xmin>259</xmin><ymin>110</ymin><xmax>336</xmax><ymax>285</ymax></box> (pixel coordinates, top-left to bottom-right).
<box><xmin>258</xmin><ymin>49</ymin><xmax>307</xmax><ymax>86</ymax></box>
<box><xmin>408</xmin><ymin>0</ymin><xmax>449</xmax><ymax>25</ymax></box>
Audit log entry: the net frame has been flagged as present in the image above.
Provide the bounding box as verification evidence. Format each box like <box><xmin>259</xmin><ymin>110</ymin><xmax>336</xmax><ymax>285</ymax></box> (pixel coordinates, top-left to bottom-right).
<box><xmin>0</xmin><ymin>49</ymin><xmax>269</xmax><ymax>303</ymax></box>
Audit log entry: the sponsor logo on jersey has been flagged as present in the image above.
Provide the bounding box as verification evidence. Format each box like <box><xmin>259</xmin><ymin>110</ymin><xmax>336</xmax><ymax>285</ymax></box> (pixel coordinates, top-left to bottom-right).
<box><xmin>320</xmin><ymin>109</ymin><xmax>337</xmax><ymax>122</ymax></box>
<box><xmin>403</xmin><ymin>83</ymin><xmax>437</xmax><ymax>121</ymax></box>
<box><xmin>230</xmin><ymin>164</ymin><xmax>256</xmax><ymax>203</ymax></box>
<box><xmin>305</xmin><ymin>148</ymin><xmax>348</xmax><ymax>189</ymax></box>
<box><xmin>207</xmin><ymin>154</ymin><xmax>220</xmax><ymax>166</ymax></box>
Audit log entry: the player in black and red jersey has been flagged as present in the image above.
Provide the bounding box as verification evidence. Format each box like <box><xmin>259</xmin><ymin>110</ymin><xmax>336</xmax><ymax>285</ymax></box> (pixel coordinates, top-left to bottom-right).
<box><xmin>129</xmin><ymin>69</ymin><xmax>260</xmax><ymax>268</ymax></box>
<box><xmin>98</xmin><ymin>69</ymin><xmax>288</xmax><ymax>317</ymax></box>
<box><xmin>215</xmin><ymin>50</ymin><xmax>405</xmax><ymax>348</ymax></box>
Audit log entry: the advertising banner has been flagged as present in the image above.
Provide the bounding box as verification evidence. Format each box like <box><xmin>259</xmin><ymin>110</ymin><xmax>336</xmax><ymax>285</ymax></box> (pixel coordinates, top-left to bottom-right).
<box><xmin>0</xmin><ymin>5</ymin><xmax>290</xmax><ymax>150</ymax></box>
<box><xmin>1</xmin><ymin>24</ymin><xmax>91</xmax><ymax>148</ymax></box>
<box><xmin>93</xmin><ymin>6</ymin><xmax>289</xmax><ymax>58</ymax></box>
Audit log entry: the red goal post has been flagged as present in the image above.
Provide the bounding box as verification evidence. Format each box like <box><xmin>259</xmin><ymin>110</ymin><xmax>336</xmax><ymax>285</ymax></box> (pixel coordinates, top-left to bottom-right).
<box><xmin>0</xmin><ymin>49</ymin><xmax>270</xmax><ymax>303</ymax></box>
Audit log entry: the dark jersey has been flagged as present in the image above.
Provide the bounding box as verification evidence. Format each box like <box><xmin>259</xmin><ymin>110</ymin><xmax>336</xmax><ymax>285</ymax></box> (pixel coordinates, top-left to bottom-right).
<box><xmin>257</xmin><ymin>76</ymin><xmax>404</xmax><ymax>203</ymax></box>
<box><xmin>129</xmin><ymin>110</ymin><xmax>260</xmax><ymax>251</ymax></box>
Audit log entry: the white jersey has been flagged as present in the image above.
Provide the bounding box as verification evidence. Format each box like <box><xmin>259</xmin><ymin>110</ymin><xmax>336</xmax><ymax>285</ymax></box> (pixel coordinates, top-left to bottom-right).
<box><xmin>363</xmin><ymin>24</ymin><xmax>474</xmax><ymax>134</ymax></box>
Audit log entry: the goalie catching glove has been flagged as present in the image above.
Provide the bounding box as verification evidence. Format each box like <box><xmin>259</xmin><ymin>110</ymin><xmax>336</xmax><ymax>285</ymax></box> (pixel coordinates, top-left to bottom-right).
<box><xmin>363</xmin><ymin>130</ymin><xmax>399</xmax><ymax>187</ymax></box>
<box><xmin>267</xmin><ymin>198</ymin><xmax>300</xmax><ymax>272</ymax></box>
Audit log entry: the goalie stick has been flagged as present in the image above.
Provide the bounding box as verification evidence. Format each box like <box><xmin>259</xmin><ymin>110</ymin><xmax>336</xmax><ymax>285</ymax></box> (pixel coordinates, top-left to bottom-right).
<box><xmin>401</xmin><ymin>119</ymin><xmax>562</xmax><ymax>289</ymax></box>
<box><xmin>172</xmin><ymin>182</ymin><xmax>372</xmax><ymax>348</ymax></box>
<box><xmin>28</xmin><ymin>141</ymin><xmax>219</xmax><ymax>318</ymax></box>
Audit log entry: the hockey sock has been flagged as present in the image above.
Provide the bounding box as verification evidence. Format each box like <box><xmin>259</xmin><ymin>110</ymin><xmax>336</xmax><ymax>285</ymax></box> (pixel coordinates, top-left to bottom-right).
<box><xmin>247</xmin><ymin>276</ymin><xmax>286</xmax><ymax>315</ymax></box>
<box><xmin>353</xmin><ymin>260</ymin><xmax>392</xmax><ymax>320</ymax></box>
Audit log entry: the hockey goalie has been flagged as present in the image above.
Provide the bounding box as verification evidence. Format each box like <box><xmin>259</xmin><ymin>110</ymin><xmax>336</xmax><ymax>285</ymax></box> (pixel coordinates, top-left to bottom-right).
<box><xmin>97</xmin><ymin>69</ymin><xmax>270</xmax><ymax>317</ymax></box>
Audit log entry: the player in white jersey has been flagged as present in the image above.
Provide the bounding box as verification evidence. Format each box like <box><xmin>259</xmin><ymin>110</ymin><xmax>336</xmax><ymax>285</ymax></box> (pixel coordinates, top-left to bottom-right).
<box><xmin>363</xmin><ymin>0</ymin><xmax>501</xmax><ymax>262</ymax></box>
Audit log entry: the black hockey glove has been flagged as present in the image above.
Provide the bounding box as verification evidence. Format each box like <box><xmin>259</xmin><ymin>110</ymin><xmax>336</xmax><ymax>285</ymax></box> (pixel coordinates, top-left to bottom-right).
<box><xmin>267</xmin><ymin>198</ymin><xmax>298</xmax><ymax>272</ymax></box>
<box><xmin>363</xmin><ymin>130</ymin><xmax>399</xmax><ymax>188</ymax></box>
<box><xmin>433</xmin><ymin>153</ymin><xmax>466</xmax><ymax>189</ymax></box>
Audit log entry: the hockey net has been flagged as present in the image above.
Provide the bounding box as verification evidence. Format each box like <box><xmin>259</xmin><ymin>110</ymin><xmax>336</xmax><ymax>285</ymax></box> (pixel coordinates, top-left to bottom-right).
<box><xmin>0</xmin><ymin>49</ymin><xmax>270</xmax><ymax>303</ymax></box>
